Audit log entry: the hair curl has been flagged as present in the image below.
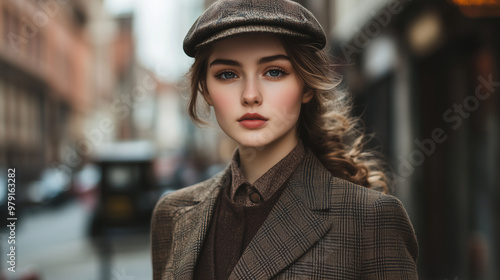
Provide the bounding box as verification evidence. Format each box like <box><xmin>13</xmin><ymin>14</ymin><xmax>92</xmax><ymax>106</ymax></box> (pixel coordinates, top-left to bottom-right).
<box><xmin>187</xmin><ymin>36</ymin><xmax>390</xmax><ymax>193</ymax></box>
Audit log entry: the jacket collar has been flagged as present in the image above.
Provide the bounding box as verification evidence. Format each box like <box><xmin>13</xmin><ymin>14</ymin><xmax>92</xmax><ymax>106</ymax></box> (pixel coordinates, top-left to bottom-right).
<box><xmin>172</xmin><ymin>148</ymin><xmax>334</xmax><ymax>279</ymax></box>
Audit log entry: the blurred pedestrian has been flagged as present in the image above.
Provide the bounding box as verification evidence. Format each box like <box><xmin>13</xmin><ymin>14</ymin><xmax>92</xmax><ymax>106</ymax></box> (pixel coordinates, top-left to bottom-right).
<box><xmin>151</xmin><ymin>0</ymin><xmax>418</xmax><ymax>279</ymax></box>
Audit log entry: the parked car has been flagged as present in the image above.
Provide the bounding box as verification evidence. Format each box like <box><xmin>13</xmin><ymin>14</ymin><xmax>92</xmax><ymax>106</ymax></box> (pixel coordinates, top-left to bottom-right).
<box><xmin>89</xmin><ymin>141</ymin><xmax>162</xmax><ymax>236</ymax></box>
<box><xmin>25</xmin><ymin>168</ymin><xmax>72</xmax><ymax>206</ymax></box>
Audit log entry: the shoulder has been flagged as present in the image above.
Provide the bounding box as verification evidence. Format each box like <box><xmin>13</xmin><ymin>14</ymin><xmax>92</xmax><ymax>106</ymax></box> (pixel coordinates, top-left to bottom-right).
<box><xmin>338</xmin><ymin>179</ymin><xmax>413</xmax><ymax>229</ymax></box>
<box><xmin>332</xmin><ymin>177</ymin><xmax>403</xmax><ymax>211</ymax></box>
<box><xmin>291</xmin><ymin>148</ymin><xmax>399</xmax><ymax>213</ymax></box>
<box><xmin>322</xmin><ymin>175</ymin><xmax>418</xmax><ymax>252</ymax></box>
<box><xmin>329</xmin><ymin>177</ymin><xmax>414</xmax><ymax>231</ymax></box>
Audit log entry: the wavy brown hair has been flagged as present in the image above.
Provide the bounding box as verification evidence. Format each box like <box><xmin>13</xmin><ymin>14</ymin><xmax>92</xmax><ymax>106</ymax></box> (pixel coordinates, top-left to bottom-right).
<box><xmin>187</xmin><ymin>36</ymin><xmax>390</xmax><ymax>193</ymax></box>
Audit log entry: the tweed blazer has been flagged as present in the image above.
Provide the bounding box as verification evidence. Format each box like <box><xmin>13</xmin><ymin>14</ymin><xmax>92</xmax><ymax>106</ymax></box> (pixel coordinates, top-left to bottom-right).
<box><xmin>151</xmin><ymin>149</ymin><xmax>418</xmax><ymax>279</ymax></box>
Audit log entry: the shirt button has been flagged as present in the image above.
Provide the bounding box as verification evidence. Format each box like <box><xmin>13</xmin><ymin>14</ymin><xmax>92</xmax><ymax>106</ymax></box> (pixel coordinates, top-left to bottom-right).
<box><xmin>249</xmin><ymin>192</ymin><xmax>262</xmax><ymax>203</ymax></box>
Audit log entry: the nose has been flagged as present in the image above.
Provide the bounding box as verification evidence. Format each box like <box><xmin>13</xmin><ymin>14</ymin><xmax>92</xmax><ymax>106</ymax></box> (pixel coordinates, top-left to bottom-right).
<box><xmin>241</xmin><ymin>78</ymin><xmax>262</xmax><ymax>106</ymax></box>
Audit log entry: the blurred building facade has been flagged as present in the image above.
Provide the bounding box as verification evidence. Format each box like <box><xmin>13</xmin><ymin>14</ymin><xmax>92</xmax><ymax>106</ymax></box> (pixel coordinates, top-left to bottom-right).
<box><xmin>0</xmin><ymin>0</ymin><xmax>169</xmax><ymax>200</ymax></box>
<box><xmin>325</xmin><ymin>0</ymin><xmax>499</xmax><ymax>279</ymax></box>
<box><xmin>0</xmin><ymin>0</ymin><xmax>97</xmax><ymax>196</ymax></box>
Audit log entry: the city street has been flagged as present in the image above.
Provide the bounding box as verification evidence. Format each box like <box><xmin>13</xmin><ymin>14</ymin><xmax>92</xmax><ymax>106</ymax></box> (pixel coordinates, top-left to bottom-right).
<box><xmin>1</xmin><ymin>200</ymin><xmax>152</xmax><ymax>280</ymax></box>
<box><xmin>0</xmin><ymin>0</ymin><xmax>499</xmax><ymax>278</ymax></box>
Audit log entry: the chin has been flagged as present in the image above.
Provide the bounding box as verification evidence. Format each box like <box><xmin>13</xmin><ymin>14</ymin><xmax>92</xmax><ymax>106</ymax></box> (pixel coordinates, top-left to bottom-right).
<box><xmin>233</xmin><ymin>133</ymin><xmax>271</xmax><ymax>150</ymax></box>
<box><xmin>236</xmin><ymin>139</ymin><xmax>268</xmax><ymax>150</ymax></box>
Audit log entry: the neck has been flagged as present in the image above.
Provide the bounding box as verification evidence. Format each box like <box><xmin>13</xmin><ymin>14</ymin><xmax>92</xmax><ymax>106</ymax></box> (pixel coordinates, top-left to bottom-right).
<box><xmin>238</xmin><ymin>137</ymin><xmax>299</xmax><ymax>184</ymax></box>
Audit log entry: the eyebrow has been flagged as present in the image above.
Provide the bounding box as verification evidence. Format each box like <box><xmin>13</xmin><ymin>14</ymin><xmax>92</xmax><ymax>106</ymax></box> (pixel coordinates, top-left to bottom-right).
<box><xmin>209</xmin><ymin>54</ymin><xmax>290</xmax><ymax>67</ymax></box>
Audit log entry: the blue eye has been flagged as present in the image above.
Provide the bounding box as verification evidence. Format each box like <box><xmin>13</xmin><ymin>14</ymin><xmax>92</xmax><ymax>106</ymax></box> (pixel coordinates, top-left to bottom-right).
<box><xmin>268</xmin><ymin>70</ymin><xmax>281</xmax><ymax>77</ymax></box>
<box><xmin>217</xmin><ymin>71</ymin><xmax>238</xmax><ymax>80</ymax></box>
<box><xmin>266</xmin><ymin>69</ymin><xmax>287</xmax><ymax>78</ymax></box>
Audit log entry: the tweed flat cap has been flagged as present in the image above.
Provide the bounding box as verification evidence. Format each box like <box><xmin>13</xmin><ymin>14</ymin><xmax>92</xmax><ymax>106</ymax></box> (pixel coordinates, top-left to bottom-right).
<box><xmin>183</xmin><ymin>0</ymin><xmax>326</xmax><ymax>57</ymax></box>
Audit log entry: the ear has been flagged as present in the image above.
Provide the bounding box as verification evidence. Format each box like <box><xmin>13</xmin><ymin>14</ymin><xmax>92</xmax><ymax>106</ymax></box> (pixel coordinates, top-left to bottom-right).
<box><xmin>203</xmin><ymin>92</ymin><xmax>213</xmax><ymax>106</ymax></box>
<box><xmin>301</xmin><ymin>88</ymin><xmax>314</xmax><ymax>103</ymax></box>
<box><xmin>201</xmin><ymin>82</ymin><xmax>213</xmax><ymax>106</ymax></box>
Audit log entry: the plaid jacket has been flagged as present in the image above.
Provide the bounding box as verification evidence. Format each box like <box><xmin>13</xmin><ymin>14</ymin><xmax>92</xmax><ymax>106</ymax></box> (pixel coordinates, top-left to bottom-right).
<box><xmin>151</xmin><ymin>149</ymin><xmax>418</xmax><ymax>279</ymax></box>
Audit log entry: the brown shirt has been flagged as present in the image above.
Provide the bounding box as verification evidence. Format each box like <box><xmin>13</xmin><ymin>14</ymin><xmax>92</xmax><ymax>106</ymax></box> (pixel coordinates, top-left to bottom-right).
<box><xmin>193</xmin><ymin>141</ymin><xmax>305</xmax><ymax>279</ymax></box>
<box><xmin>230</xmin><ymin>140</ymin><xmax>305</xmax><ymax>206</ymax></box>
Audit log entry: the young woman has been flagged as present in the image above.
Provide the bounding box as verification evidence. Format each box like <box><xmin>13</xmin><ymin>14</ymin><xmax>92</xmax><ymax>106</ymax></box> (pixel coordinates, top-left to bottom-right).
<box><xmin>151</xmin><ymin>0</ymin><xmax>418</xmax><ymax>279</ymax></box>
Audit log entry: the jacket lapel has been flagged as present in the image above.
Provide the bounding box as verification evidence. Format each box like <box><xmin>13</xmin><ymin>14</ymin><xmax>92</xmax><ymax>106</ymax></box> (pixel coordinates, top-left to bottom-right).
<box><xmin>228</xmin><ymin>149</ymin><xmax>333</xmax><ymax>279</ymax></box>
<box><xmin>171</xmin><ymin>170</ymin><xmax>227</xmax><ymax>280</ymax></box>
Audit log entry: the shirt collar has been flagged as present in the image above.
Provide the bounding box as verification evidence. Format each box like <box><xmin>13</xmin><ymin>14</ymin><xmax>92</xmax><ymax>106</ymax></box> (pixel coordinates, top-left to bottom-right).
<box><xmin>229</xmin><ymin>140</ymin><xmax>305</xmax><ymax>202</ymax></box>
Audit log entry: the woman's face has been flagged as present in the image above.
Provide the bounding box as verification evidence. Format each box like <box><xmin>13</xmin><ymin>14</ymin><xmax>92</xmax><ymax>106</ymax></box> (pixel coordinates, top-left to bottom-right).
<box><xmin>205</xmin><ymin>33</ymin><xmax>312</xmax><ymax>149</ymax></box>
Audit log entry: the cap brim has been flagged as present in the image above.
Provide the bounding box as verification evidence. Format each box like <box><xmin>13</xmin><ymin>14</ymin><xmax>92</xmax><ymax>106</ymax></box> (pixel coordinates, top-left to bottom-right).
<box><xmin>189</xmin><ymin>25</ymin><xmax>310</xmax><ymax>57</ymax></box>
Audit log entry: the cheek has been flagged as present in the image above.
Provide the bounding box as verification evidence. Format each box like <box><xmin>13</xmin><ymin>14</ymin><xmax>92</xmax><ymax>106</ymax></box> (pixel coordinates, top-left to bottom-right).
<box><xmin>211</xmin><ymin>94</ymin><xmax>235</xmax><ymax>115</ymax></box>
<box><xmin>269</xmin><ymin>83</ymin><xmax>303</xmax><ymax>113</ymax></box>
<box><xmin>206</xmin><ymin>83</ymin><xmax>237</xmax><ymax>119</ymax></box>
<box><xmin>265</xmin><ymin>84</ymin><xmax>303</xmax><ymax>129</ymax></box>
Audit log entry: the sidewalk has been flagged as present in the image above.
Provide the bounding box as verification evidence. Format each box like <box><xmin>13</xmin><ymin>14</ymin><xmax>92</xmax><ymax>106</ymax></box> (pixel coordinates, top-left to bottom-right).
<box><xmin>1</xmin><ymin>200</ymin><xmax>152</xmax><ymax>280</ymax></box>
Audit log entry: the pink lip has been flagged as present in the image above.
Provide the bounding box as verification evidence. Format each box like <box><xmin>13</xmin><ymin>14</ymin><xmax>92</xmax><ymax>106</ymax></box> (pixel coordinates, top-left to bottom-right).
<box><xmin>238</xmin><ymin>113</ymin><xmax>268</xmax><ymax>129</ymax></box>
